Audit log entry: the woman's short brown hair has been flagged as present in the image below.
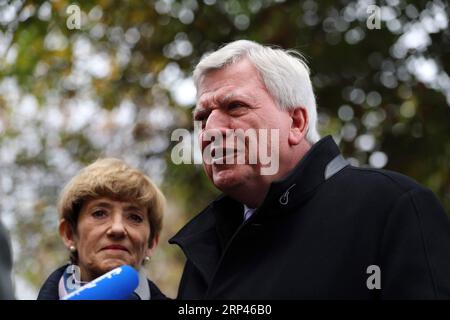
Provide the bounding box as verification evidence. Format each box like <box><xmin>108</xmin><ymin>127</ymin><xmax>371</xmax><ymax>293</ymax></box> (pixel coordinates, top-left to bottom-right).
<box><xmin>58</xmin><ymin>158</ymin><xmax>165</xmax><ymax>249</ymax></box>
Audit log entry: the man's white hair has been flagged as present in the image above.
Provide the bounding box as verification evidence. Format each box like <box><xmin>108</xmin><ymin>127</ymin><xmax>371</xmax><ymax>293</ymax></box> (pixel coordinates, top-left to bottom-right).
<box><xmin>193</xmin><ymin>40</ymin><xmax>320</xmax><ymax>144</ymax></box>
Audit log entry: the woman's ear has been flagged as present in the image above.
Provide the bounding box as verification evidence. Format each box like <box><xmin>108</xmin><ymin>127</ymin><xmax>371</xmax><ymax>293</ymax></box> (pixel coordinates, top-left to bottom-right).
<box><xmin>146</xmin><ymin>235</ymin><xmax>160</xmax><ymax>258</ymax></box>
<box><xmin>288</xmin><ymin>107</ymin><xmax>308</xmax><ymax>146</ymax></box>
<box><xmin>59</xmin><ymin>219</ymin><xmax>76</xmax><ymax>248</ymax></box>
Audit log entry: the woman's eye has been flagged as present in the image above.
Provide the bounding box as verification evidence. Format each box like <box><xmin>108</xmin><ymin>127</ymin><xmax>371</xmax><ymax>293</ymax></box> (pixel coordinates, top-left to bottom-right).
<box><xmin>92</xmin><ymin>210</ymin><xmax>107</xmax><ymax>218</ymax></box>
<box><xmin>129</xmin><ymin>214</ymin><xmax>143</xmax><ymax>223</ymax></box>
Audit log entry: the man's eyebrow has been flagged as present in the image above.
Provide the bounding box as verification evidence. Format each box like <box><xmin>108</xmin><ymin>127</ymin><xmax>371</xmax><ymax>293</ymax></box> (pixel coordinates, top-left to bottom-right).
<box><xmin>193</xmin><ymin>93</ymin><xmax>254</xmax><ymax>115</ymax></box>
<box><xmin>222</xmin><ymin>93</ymin><xmax>254</xmax><ymax>104</ymax></box>
<box><xmin>219</xmin><ymin>93</ymin><xmax>234</xmax><ymax>105</ymax></box>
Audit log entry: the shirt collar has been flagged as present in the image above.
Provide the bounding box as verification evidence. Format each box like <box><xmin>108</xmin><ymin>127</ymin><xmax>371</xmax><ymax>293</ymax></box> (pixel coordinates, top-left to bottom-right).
<box><xmin>243</xmin><ymin>205</ymin><xmax>256</xmax><ymax>221</ymax></box>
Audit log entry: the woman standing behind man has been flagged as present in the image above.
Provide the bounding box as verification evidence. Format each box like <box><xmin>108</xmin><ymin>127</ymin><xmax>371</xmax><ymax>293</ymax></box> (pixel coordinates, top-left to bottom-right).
<box><xmin>38</xmin><ymin>158</ymin><xmax>167</xmax><ymax>300</ymax></box>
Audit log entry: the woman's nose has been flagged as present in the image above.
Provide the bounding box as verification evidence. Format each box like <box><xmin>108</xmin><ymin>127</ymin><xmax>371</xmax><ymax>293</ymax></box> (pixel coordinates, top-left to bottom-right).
<box><xmin>107</xmin><ymin>214</ymin><xmax>126</xmax><ymax>238</ymax></box>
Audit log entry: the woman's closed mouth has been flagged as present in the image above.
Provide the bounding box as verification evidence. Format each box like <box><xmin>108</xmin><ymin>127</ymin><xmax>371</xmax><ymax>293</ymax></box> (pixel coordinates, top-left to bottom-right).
<box><xmin>102</xmin><ymin>244</ymin><xmax>129</xmax><ymax>252</ymax></box>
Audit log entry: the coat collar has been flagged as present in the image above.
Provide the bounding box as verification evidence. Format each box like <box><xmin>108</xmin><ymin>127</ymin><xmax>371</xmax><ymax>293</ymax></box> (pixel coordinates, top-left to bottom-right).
<box><xmin>169</xmin><ymin>136</ymin><xmax>348</xmax><ymax>286</ymax></box>
<box><xmin>258</xmin><ymin>135</ymin><xmax>347</xmax><ymax>215</ymax></box>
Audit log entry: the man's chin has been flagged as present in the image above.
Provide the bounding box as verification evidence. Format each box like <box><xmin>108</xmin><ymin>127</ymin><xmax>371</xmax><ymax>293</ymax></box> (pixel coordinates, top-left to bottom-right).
<box><xmin>212</xmin><ymin>169</ymin><xmax>244</xmax><ymax>192</ymax></box>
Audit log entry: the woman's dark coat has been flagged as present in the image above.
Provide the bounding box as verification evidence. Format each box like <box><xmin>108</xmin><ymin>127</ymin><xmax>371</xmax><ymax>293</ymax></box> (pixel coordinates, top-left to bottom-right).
<box><xmin>37</xmin><ymin>265</ymin><xmax>167</xmax><ymax>300</ymax></box>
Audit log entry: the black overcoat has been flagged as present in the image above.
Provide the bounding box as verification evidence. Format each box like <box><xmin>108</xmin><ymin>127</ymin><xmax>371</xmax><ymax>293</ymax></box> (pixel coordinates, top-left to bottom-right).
<box><xmin>170</xmin><ymin>136</ymin><xmax>450</xmax><ymax>299</ymax></box>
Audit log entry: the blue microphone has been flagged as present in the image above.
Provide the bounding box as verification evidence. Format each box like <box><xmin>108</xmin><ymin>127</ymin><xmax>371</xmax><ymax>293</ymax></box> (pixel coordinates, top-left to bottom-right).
<box><xmin>62</xmin><ymin>265</ymin><xmax>139</xmax><ymax>300</ymax></box>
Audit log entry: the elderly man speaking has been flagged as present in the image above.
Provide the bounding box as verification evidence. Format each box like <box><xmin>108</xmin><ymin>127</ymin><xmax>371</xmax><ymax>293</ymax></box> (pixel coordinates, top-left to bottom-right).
<box><xmin>169</xmin><ymin>40</ymin><xmax>450</xmax><ymax>299</ymax></box>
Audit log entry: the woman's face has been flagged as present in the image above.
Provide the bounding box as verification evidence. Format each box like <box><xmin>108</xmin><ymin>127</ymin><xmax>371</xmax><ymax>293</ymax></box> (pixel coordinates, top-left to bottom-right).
<box><xmin>61</xmin><ymin>197</ymin><xmax>154</xmax><ymax>282</ymax></box>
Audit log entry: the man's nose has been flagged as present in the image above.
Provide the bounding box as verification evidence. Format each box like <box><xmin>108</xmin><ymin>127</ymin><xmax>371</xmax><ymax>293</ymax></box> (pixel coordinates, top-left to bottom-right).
<box><xmin>204</xmin><ymin>109</ymin><xmax>230</xmax><ymax>132</ymax></box>
<box><xmin>107</xmin><ymin>214</ymin><xmax>126</xmax><ymax>238</ymax></box>
<box><xmin>201</xmin><ymin>110</ymin><xmax>229</xmax><ymax>148</ymax></box>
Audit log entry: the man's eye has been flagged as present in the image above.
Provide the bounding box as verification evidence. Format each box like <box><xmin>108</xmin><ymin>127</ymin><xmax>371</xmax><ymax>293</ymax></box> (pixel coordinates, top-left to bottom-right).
<box><xmin>195</xmin><ymin>116</ymin><xmax>206</xmax><ymax>124</ymax></box>
<box><xmin>194</xmin><ymin>113</ymin><xmax>208</xmax><ymax>129</ymax></box>
<box><xmin>228</xmin><ymin>102</ymin><xmax>246</xmax><ymax>110</ymax></box>
<box><xmin>194</xmin><ymin>111</ymin><xmax>209</xmax><ymax>122</ymax></box>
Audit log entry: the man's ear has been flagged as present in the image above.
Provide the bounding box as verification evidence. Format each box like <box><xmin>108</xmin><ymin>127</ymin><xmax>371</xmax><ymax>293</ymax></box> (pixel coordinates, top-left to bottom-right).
<box><xmin>59</xmin><ymin>219</ymin><xmax>76</xmax><ymax>249</ymax></box>
<box><xmin>288</xmin><ymin>107</ymin><xmax>308</xmax><ymax>145</ymax></box>
<box><xmin>146</xmin><ymin>235</ymin><xmax>160</xmax><ymax>257</ymax></box>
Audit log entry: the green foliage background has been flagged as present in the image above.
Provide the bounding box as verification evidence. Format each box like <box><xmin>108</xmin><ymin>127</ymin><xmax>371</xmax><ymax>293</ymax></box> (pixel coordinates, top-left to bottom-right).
<box><xmin>0</xmin><ymin>0</ymin><xmax>449</xmax><ymax>298</ymax></box>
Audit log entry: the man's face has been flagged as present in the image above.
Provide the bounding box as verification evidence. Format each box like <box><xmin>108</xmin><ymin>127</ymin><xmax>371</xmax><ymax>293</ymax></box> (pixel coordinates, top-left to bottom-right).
<box><xmin>194</xmin><ymin>58</ymin><xmax>293</xmax><ymax>194</ymax></box>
